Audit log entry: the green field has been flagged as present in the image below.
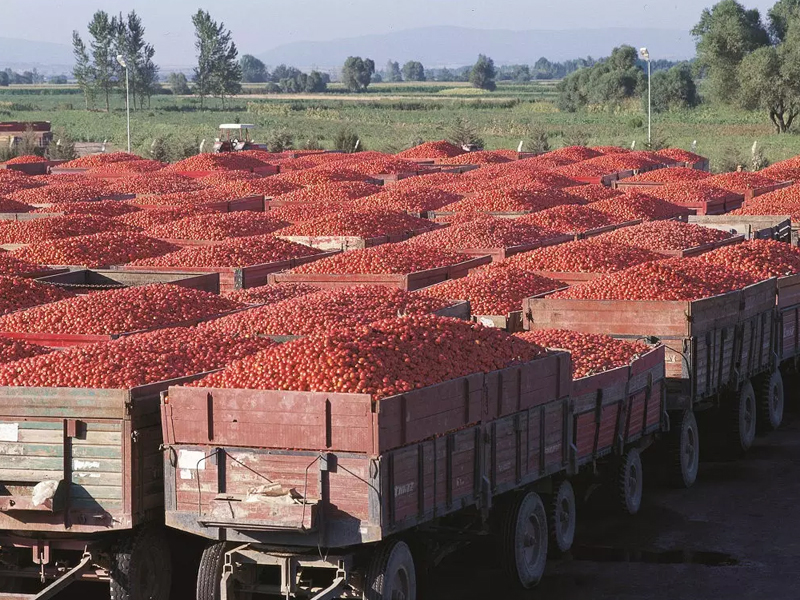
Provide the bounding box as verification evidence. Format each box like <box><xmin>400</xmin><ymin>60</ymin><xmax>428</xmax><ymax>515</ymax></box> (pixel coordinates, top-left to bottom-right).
<box><xmin>1</xmin><ymin>81</ymin><xmax>797</xmax><ymax>171</ymax></box>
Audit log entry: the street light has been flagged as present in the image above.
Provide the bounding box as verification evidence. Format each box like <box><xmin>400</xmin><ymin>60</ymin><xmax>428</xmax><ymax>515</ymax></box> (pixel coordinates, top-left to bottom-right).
<box><xmin>639</xmin><ymin>47</ymin><xmax>651</xmax><ymax>147</ymax></box>
<box><xmin>116</xmin><ymin>54</ymin><xmax>131</xmax><ymax>153</ymax></box>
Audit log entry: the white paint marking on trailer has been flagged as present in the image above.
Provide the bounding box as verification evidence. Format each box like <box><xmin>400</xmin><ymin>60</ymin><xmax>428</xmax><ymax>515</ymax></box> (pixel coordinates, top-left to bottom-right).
<box><xmin>178</xmin><ymin>449</ymin><xmax>207</xmax><ymax>470</ymax></box>
<box><xmin>0</xmin><ymin>444</ymin><xmax>22</xmax><ymax>455</ymax></box>
<box><xmin>0</xmin><ymin>423</ymin><xmax>19</xmax><ymax>443</ymax></box>
<box><xmin>73</xmin><ymin>460</ymin><xmax>100</xmax><ymax>470</ymax></box>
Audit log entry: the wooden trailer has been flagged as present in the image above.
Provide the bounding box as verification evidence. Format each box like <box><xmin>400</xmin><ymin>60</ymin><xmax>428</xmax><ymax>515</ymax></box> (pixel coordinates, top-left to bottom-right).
<box><xmin>0</xmin><ymin>374</ymin><xmax>208</xmax><ymax>600</ymax></box>
<box><xmin>160</xmin><ymin>346</ymin><xmax>666</xmax><ymax>599</ymax></box>
<box><xmin>522</xmin><ymin>279</ymin><xmax>778</xmax><ymax>489</ymax></box>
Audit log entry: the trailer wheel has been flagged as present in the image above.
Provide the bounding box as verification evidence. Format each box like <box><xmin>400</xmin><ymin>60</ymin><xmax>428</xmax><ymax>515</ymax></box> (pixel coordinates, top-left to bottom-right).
<box><xmin>756</xmin><ymin>371</ymin><xmax>784</xmax><ymax>433</ymax></box>
<box><xmin>618</xmin><ymin>448</ymin><xmax>644</xmax><ymax>516</ymax></box>
<box><xmin>197</xmin><ymin>542</ymin><xmax>229</xmax><ymax>600</ymax></box>
<box><xmin>363</xmin><ymin>540</ymin><xmax>416</xmax><ymax>600</ymax></box>
<box><xmin>727</xmin><ymin>380</ymin><xmax>757</xmax><ymax>455</ymax></box>
<box><xmin>666</xmin><ymin>409</ymin><xmax>700</xmax><ymax>489</ymax></box>
<box><xmin>546</xmin><ymin>480</ymin><xmax>576</xmax><ymax>556</ymax></box>
<box><xmin>498</xmin><ymin>491</ymin><xmax>548</xmax><ymax>589</ymax></box>
<box><xmin>109</xmin><ymin>526</ymin><xmax>172</xmax><ymax>600</ymax></box>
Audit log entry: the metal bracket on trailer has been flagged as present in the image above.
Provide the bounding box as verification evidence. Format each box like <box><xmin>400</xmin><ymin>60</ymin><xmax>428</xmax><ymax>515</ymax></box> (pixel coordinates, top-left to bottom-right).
<box><xmin>1</xmin><ymin>552</ymin><xmax>94</xmax><ymax>600</ymax></box>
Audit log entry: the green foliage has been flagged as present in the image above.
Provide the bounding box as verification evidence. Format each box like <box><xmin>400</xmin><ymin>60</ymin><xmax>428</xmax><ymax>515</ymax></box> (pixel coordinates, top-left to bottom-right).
<box><xmin>768</xmin><ymin>0</ymin><xmax>800</xmax><ymax>42</ymax></box>
<box><xmin>87</xmin><ymin>10</ymin><xmax>115</xmax><ymax>112</ymax></box>
<box><xmin>149</xmin><ymin>136</ymin><xmax>170</xmax><ymax>162</ymax></box>
<box><xmin>469</xmin><ymin>55</ymin><xmax>497</xmax><ymax>91</ymax></box>
<box><xmin>240</xmin><ymin>55</ymin><xmax>268</xmax><ymax>83</ymax></box>
<box><xmin>402</xmin><ymin>61</ymin><xmax>426</xmax><ymax>82</ymax></box>
<box><xmin>333</xmin><ymin>128</ymin><xmax>361</xmax><ymax>152</ymax></box>
<box><xmin>168</xmin><ymin>73</ymin><xmax>191</xmax><ymax>95</ymax></box>
<box><xmin>341</xmin><ymin>57</ymin><xmax>375</xmax><ymax>92</ymax></box>
<box><xmin>266</xmin><ymin>129</ymin><xmax>294</xmax><ymax>152</ymax></box>
<box><xmin>114</xmin><ymin>11</ymin><xmax>159</xmax><ymax>109</ymax></box>
<box><xmin>647</xmin><ymin>63</ymin><xmax>699</xmax><ymax>113</ymax></box>
<box><xmin>48</xmin><ymin>127</ymin><xmax>77</xmax><ymax>160</ymax></box>
<box><xmin>692</xmin><ymin>0</ymin><xmax>770</xmax><ymax>104</ymax></box>
<box><xmin>525</xmin><ymin>127</ymin><xmax>551</xmax><ymax>154</ymax></box>
<box><xmin>751</xmin><ymin>140</ymin><xmax>770</xmax><ymax>170</ymax></box>
<box><xmin>300</xmin><ymin>134</ymin><xmax>323</xmax><ymax>150</ymax></box>
<box><xmin>447</xmin><ymin>117</ymin><xmax>484</xmax><ymax>148</ymax></box>
<box><xmin>385</xmin><ymin>61</ymin><xmax>402</xmax><ymax>83</ymax></box>
<box><xmin>0</xmin><ymin>72</ymin><xmax>9</xmax><ymax>87</ymax></box>
<box><xmin>192</xmin><ymin>10</ymin><xmax>242</xmax><ymax>108</ymax></box>
<box><xmin>557</xmin><ymin>45</ymin><xmax>644</xmax><ymax>112</ymax></box>
<box><xmin>72</xmin><ymin>30</ymin><xmax>94</xmax><ymax>109</ymax></box>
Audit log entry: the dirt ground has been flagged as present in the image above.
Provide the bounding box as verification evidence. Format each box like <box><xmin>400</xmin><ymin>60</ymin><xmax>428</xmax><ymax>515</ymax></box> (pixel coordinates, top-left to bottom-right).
<box><xmin>428</xmin><ymin>404</ymin><xmax>800</xmax><ymax>600</ymax></box>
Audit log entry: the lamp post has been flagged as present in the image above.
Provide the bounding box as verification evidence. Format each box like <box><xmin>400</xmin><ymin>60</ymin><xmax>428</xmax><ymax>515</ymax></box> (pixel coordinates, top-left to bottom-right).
<box><xmin>116</xmin><ymin>54</ymin><xmax>131</xmax><ymax>153</ymax></box>
<box><xmin>639</xmin><ymin>47</ymin><xmax>651</xmax><ymax>147</ymax></box>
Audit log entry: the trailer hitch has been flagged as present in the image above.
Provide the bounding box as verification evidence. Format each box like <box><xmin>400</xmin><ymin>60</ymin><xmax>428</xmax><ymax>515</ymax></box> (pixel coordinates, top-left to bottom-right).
<box><xmin>24</xmin><ymin>552</ymin><xmax>93</xmax><ymax>600</ymax></box>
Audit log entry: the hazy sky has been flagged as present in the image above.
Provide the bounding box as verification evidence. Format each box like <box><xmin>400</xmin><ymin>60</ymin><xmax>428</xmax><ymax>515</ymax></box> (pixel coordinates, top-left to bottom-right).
<box><xmin>3</xmin><ymin>0</ymin><xmax>778</xmax><ymax>64</ymax></box>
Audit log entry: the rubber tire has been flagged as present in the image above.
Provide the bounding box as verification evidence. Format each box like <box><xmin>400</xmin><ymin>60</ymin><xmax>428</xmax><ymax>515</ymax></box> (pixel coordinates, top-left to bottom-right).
<box><xmin>546</xmin><ymin>480</ymin><xmax>576</xmax><ymax>556</ymax></box>
<box><xmin>109</xmin><ymin>526</ymin><xmax>172</xmax><ymax>600</ymax></box>
<box><xmin>196</xmin><ymin>542</ymin><xmax>228</xmax><ymax>600</ymax></box>
<box><xmin>727</xmin><ymin>380</ymin><xmax>757</xmax><ymax>456</ymax></box>
<box><xmin>618</xmin><ymin>448</ymin><xmax>644</xmax><ymax>516</ymax></box>
<box><xmin>498</xmin><ymin>491</ymin><xmax>548</xmax><ymax>590</ymax></box>
<box><xmin>363</xmin><ymin>540</ymin><xmax>416</xmax><ymax>600</ymax></box>
<box><xmin>756</xmin><ymin>371</ymin><xmax>784</xmax><ymax>433</ymax></box>
<box><xmin>666</xmin><ymin>409</ymin><xmax>700</xmax><ymax>489</ymax></box>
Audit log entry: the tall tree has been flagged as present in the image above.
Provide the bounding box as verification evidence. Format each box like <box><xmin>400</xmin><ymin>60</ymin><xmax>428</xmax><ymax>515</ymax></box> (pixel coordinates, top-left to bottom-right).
<box><xmin>72</xmin><ymin>31</ymin><xmax>94</xmax><ymax>109</ymax></box>
<box><xmin>385</xmin><ymin>60</ymin><xmax>402</xmax><ymax>82</ymax></box>
<box><xmin>469</xmin><ymin>55</ymin><xmax>497</xmax><ymax>91</ymax></box>
<box><xmin>113</xmin><ymin>12</ymin><xmax>158</xmax><ymax>110</ymax></box>
<box><xmin>191</xmin><ymin>10</ymin><xmax>242</xmax><ymax>108</ymax></box>
<box><xmin>768</xmin><ymin>0</ymin><xmax>800</xmax><ymax>42</ymax></box>
<box><xmin>87</xmin><ymin>11</ymin><xmax>115</xmax><ymax>111</ymax></box>
<box><xmin>647</xmin><ymin>63</ymin><xmax>699</xmax><ymax>113</ymax></box>
<box><xmin>240</xmin><ymin>55</ymin><xmax>268</xmax><ymax>83</ymax></box>
<box><xmin>692</xmin><ymin>0</ymin><xmax>770</xmax><ymax>104</ymax></box>
<box><xmin>402</xmin><ymin>61</ymin><xmax>426</xmax><ymax>82</ymax></box>
<box><xmin>341</xmin><ymin>56</ymin><xmax>375</xmax><ymax>92</ymax></box>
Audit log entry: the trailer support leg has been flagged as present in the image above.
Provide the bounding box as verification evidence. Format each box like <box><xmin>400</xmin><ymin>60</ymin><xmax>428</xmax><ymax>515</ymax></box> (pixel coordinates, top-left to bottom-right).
<box><xmin>31</xmin><ymin>552</ymin><xmax>92</xmax><ymax>600</ymax></box>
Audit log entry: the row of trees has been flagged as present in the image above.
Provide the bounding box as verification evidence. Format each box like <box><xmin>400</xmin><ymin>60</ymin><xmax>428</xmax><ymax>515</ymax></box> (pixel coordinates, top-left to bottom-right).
<box><xmin>239</xmin><ymin>56</ymin><xmax>329</xmax><ymax>93</ymax></box>
<box><xmin>556</xmin><ymin>45</ymin><xmax>698</xmax><ymax>114</ymax></box>
<box><xmin>72</xmin><ymin>10</ymin><xmax>158</xmax><ymax>111</ymax></box>
<box><xmin>383</xmin><ymin>60</ymin><xmax>426</xmax><ymax>82</ymax></box>
<box><xmin>693</xmin><ymin>0</ymin><xmax>800</xmax><ymax>132</ymax></box>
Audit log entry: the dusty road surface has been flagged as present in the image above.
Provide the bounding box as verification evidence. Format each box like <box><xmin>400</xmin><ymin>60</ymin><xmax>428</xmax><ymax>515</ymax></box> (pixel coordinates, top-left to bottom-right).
<box><xmin>427</xmin><ymin>403</ymin><xmax>800</xmax><ymax>600</ymax></box>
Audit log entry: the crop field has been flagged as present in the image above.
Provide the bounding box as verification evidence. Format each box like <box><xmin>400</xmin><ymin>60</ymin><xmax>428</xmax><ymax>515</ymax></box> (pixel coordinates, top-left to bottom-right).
<box><xmin>2</xmin><ymin>81</ymin><xmax>800</xmax><ymax>171</ymax></box>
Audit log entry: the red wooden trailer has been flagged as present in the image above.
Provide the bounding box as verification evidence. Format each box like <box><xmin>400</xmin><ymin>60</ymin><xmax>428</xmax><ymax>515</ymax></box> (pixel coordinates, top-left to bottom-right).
<box><xmin>523</xmin><ymin>279</ymin><xmax>778</xmax><ymax>488</ymax></box>
<box><xmin>160</xmin><ymin>344</ymin><xmax>667</xmax><ymax>599</ymax></box>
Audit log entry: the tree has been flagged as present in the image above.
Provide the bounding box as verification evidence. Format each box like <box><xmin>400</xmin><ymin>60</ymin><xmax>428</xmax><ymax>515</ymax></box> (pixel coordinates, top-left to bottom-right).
<box><xmin>341</xmin><ymin>56</ymin><xmax>375</xmax><ymax>92</ymax></box>
<box><xmin>385</xmin><ymin>60</ymin><xmax>402</xmax><ymax>82</ymax></box>
<box><xmin>168</xmin><ymin>72</ymin><xmax>191</xmax><ymax>95</ymax></box>
<box><xmin>402</xmin><ymin>61</ymin><xmax>426</xmax><ymax>82</ymax></box>
<box><xmin>469</xmin><ymin>55</ymin><xmax>496</xmax><ymax>91</ymax></box>
<box><xmin>692</xmin><ymin>0</ymin><xmax>770</xmax><ymax>104</ymax></box>
<box><xmin>768</xmin><ymin>0</ymin><xmax>800</xmax><ymax>42</ymax></box>
<box><xmin>647</xmin><ymin>63</ymin><xmax>699</xmax><ymax>113</ymax></box>
<box><xmin>240</xmin><ymin>54</ymin><xmax>268</xmax><ymax>83</ymax></box>
<box><xmin>72</xmin><ymin>30</ymin><xmax>95</xmax><ymax>109</ymax></box>
<box><xmin>448</xmin><ymin>117</ymin><xmax>484</xmax><ymax>149</ymax></box>
<box><xmin>737</xmin><ymin>33</ymin><xmax>800</xmax><ymax>133</ymax></box>
<box><xmin>87</xmin><ymin>11</ymin><xmax>115</xmax><ymax>111</ymax></box>
<box><xmin>114</xmin><ymin>11</ymin><xmax>158</xmax><ymax>110</ymax></box>
<box><xmin>305</xmin><ymin>71</ymin><xmax>327</xmax><ymax>93</ymax></box>
<box><xmin>556</xmin><ymin>45</ymin><xmax>644</xmax><ymax>112</ymax></box>
<box><xmin>191</xmin><ymin>10</ymin><xmax>242</xmax><ymax>107</ymax></box>
<box><xmin>0</xmin><ymin>72</ymin><xmax>8</xmax><ymax>87</ymax></box>
<box><xmin>49</xmin><ymin>75</ymin><xmax>68</xmax><ymax>84</ymax></box>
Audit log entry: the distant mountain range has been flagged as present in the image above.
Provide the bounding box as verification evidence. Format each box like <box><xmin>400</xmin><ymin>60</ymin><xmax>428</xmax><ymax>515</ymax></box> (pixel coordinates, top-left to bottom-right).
<box><xmin>2</xmin><ymin>26</ymin><xmax>697</xmax><ymax>75</ymax></box>
<box><xmin>256</xmin><ymin>26</ymin><xmax>697</xmax><ymax>70</ymax></box>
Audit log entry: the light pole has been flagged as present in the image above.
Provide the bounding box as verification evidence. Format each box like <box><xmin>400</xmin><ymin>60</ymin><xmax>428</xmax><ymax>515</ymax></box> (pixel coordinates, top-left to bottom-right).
<box><xmin>116</xmin><ymin>54</ymin><xmax>131</xmax><ymax>153</ymax></box>
<box><xmin>639</xmin><ymin>47</ymin><xmax>651</xmax><ymax>147</ymax></box>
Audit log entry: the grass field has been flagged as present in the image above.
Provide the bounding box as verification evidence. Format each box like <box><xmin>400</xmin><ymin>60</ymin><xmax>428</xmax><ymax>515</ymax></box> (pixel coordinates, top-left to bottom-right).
<box><xmin>1</xmin><ymin>81</ymin><xmax>798</xmax><ymax>171</ymax></box>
